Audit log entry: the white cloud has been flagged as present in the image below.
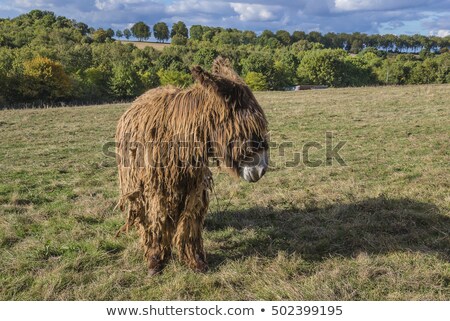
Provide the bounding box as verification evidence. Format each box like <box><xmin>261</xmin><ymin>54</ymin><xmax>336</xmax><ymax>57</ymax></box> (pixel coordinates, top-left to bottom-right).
<box><xmin>230</xmin><ymin>3</ymin><xmax>283</xmax><ymax>22</ymax></box>
<box><xmin>333</xmin><ymin>0</ymin><xmax>432</xmax><ymax>12</ymax></box>
<box><xmin>166</xmin><ymin>0</ymin><xmax>231</xmax><ymax>14</ymax></box>
<box><xmin>335</xmin><ymin>0</ymin><xmax>374</xmax><ymax>12</ymax></box>
<box><xmin>432</xmin><ymin>29</ymin><xmax>450</xmax><ymax>37</ymax></box>
<box><xmin>94</xmin><ymin>0</ymin><xmax>148</xmax><ymax>11</ymax></box>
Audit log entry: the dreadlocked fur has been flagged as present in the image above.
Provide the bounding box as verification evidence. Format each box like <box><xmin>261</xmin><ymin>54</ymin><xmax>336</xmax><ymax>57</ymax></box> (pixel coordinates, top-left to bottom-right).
<box><xmin>115</xmin><ymin>57</ymin><xmax>268</xmax><ymax>274</ymax></box>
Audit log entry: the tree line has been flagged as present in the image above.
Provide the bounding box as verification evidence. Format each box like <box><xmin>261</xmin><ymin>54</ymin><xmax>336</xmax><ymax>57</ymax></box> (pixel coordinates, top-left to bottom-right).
<box><xmin>0</xmin><ymin>10</ymin><xmax>449</xmax><ymax>107</ymax></box>
<box><xmin>122</xmin><ymin>21</ymin><xmax>449</xmax><ymax>54</ymax></box>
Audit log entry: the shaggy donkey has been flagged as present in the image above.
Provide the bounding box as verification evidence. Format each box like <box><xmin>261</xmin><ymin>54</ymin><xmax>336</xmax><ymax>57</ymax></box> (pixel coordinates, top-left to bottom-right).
<box><xmin>115</xmin><ymin>57</ymin><xmax>269</xmax><ymax>274</ymax></box>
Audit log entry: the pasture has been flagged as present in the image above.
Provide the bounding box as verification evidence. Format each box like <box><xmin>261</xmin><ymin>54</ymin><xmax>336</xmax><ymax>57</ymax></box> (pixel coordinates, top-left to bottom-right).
<box><xmin>118</xmin><ymin>40</ymin><xmax>170</xmax><ymax>51</ymax></box>
<box><xmin>0</xmin><ymin>85</ymin><xmax>449</xmax><ymax>300</ymax></box>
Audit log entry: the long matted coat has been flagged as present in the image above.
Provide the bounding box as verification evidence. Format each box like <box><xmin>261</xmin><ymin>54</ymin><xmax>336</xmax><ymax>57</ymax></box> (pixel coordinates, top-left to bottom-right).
<box><xmin>115</xmin><ymin>57</ymin><xmax>269</xmax><ymax>274</ymax></box>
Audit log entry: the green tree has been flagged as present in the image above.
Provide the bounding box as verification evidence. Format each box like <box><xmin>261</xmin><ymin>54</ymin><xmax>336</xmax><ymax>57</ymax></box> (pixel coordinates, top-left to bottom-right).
<box><xmin>78</xmin><ymin>66</ymin><xmax>111</xmax><ymax>100</ymax></box>
<box><xmin>131</xmin><ymin>22</ymin><xmax>151</xmax><ymax>41</ymax></box>
<box><xmin>213</xmin><ymin>30</ymin><xmax>242</xmax><ymax>45</ymax></box>
<box><xmin>292</xmin><ymin>31</ymin><xmax>306</xmax><ymax>43</ymax></box>
<box><xmin>273</xmin><ymin>49</ymin><xmax>299</xmax><ymax>88</ymax></box>
<box><xmin>153</xmin><ymin>22</ymin><xmax>169</xmax><ymax>42</ymax></box>
<box><xmin>297</xmin><ymin>49</ymin><xmax>351</xmax><ymax>87</ymax></box>
<box><xmin>307</xmin><ymin>31</ymin><xmax>322</xmax><ymax>44</ymax></box>
<box><xmin>241</xmin><ymin>51</ymin><xmax>276</xmax><ymax>88</ymax></box>
<box><xmin>75</xmin><ymin>22</ymin><xmax>89</xmax><ymax>36</ymax></box>
<box><xmin>244</xmin><ymin>72</ymin><xmax>268</xmax><ymax>91</ymax></box>
<box><xmin>171</xmin><ymin>21</ymin><xmax>188</xmax><ymax>38</ymax></box>
<box><xmin>116</xmin><ymin>30</ymin><xmax>123</xmax><ymax>39</ymax></box>
<box><xmin>123</xmin><ymin>28</ymin><xmax>132</xmax><ymax>40</ymax></box>
<box><xmin>350</xmin><ymin>39</ymin><xmax>364</xmax><ymax>54</ymax></box>
<box><xmin>343</xmin><ymin>55</ymin><xmax>377</xmax><ymax>86</ymax></box>
<box><xmin>257</xmin><ymin>30</ymin><xmax>275</xmax><ymax>46</ymax></box>
<box><xmin>171</xmin><ymin>34</ymin><xmax>188</xmax><ymax>46</ymax></box>
<box><xmin>291</xmin><ymin>40</ymin><xmax>324</xmax><ymax>52</ymax></box>
<box><xmin>242</xmin><ymin>30</ymin><xmax>257</xmax><ymax>44</ymax></box>
<box><xmin>157</xmin><ymin>69</ymin><xmax>192</xmax><ymax>87</ymax></box>
<box><xmin>92</xmin><ymin>29</ymin><xmax>108</xmax><ymax>43</ymax></box>
<box><xmin>190</xmin><ymin>25</ymin><xmax>204</xmax><ymax>41</ymax></box>
<box><xmin>192</xmin><ymin>47</ymin><xmax>218</xmax><ymax>69</ymax></box>
<box><xmin>155</xmin><ymin>52</ymin><xmax>185</xmax><ymax>71</ymax></box>
<box><xmin>109</xmin><ymin>63</ymin><xmax>142</xmax><ymax>98</ymax></box>
<box><xmin>139</xmin><ymin>68</ymin><xmax>160</xmax><ymax>89</ymax></box>
<box><xmin>378</xmin><ymin>55</ymin><xmax>416</xmax><ymax>85</ymax></box>
<box><xmin>276</xmin><ymin>30</ymin><xmax>291</xmax><ymax>46</ymax></box>
<box><xmin>106</xmin><ymin>28</ymin><xmax>115</xmax><ymax>39</ymax></box>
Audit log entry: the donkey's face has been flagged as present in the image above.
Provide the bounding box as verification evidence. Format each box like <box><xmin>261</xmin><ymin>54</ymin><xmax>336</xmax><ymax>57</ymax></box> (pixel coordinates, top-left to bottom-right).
<box><xmin>191</xmin><ymin>58</ymin><xmax>269</xmax><ymax>183</ymax></box>
<box><xmin>238</xmin><ymin>134</ymin><xmax>269</xmax><ymax>183</ymax></box>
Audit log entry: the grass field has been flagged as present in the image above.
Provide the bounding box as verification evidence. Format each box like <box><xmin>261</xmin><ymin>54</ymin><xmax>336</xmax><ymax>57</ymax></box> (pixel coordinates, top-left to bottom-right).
<box><xmin>118</xmin><ymin>40</ymin><xmax>170</xmax><ymax>51</ymax></box>
<box><xmin>0</xmin><ymin>85</ymin><xmax>449</xmax><ymax>300</ymax></box>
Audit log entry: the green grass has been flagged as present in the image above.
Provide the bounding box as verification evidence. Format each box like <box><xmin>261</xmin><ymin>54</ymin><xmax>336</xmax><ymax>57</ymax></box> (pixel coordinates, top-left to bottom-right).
<box><xmin>0</xmin><ymin>85</ymin><xmax>449</xmax><ymax>300</ymax></box>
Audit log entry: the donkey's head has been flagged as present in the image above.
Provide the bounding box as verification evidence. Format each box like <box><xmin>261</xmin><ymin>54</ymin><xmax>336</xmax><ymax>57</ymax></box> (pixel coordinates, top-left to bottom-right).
<box><xmin>192</xmin><ymin>57</ymin><xmax>269</xmax><ymax>183</ymax></box>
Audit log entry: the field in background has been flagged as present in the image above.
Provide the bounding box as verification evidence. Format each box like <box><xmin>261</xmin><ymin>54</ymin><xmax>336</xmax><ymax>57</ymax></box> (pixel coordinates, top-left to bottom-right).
<box><xmin>119</xmin><ymin>40</ymin><xmax>170</xmax><ymax>51</ymax></box>
<box><xmin>0</xmin><ymin>85</ymin><xmax>449</xmax><ymax>300</ymax></box>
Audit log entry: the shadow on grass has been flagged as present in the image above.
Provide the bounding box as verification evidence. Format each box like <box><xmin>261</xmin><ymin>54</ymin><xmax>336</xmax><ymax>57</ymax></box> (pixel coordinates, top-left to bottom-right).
<box><xmin>205</xmin><ymin>196</ymin><xmax>450</xmax><ymax>268</ymax></box>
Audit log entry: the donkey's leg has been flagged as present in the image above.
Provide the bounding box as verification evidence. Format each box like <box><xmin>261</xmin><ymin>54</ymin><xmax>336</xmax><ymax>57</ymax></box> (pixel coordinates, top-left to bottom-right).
<box><xmin>173</xmin><ymin>186</ymin><xmax>209</xmax><ymax>272</ymax></box>
<box><xmin>141</xmin><ymin>197</ymin><xmax>175</xmax><ymax>275</ymax></box>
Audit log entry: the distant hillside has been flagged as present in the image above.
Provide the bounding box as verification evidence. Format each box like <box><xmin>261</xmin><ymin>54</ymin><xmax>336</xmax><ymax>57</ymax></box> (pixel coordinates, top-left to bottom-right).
<box><xmin>1</xmin><ymin>9</ymin><xmax>449</xmax><ymax>108</ymax></box>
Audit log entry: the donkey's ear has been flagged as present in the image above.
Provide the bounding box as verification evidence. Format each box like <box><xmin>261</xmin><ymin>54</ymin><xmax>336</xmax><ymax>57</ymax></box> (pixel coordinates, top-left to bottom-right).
<box><xmin>191</xmin><ymin>66</ymin><xmax>219</xmax><ymax>91</ymax></box>
<box><xmin>212</xmin><ymin>56</ymin><xmax>244</xmax><ymax>84</ymax></box>
<box><xmin>191</xmin><ymin>65</ymin><xmax>236</xmax><ymax>96</ymax></box>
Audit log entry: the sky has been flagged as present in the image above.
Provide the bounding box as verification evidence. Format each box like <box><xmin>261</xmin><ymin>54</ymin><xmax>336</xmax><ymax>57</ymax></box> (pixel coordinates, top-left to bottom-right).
<box><xmin>0</xmin><ymin>0</ymin><xmax>449</xmax><ymax>37</ymax></box>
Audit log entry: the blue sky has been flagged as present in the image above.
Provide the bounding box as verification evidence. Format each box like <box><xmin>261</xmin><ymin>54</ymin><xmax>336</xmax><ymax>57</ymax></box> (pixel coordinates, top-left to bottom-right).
<box><xmin>0</xmin><ymin>0</ymin><xmax>449</xmax><ymax>37</ymax></box>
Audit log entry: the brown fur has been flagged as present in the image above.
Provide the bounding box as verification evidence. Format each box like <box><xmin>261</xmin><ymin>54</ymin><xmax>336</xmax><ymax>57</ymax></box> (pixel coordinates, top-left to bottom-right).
<box><xmin>115</xmin><ymin>57</ymin><xmax>268</xmax><ymax>273</ymax></box>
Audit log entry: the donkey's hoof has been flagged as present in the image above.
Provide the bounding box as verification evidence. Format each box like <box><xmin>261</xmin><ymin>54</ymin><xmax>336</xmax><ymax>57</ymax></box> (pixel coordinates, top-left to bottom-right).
<box><xmin>148</xmin><ymin>267</ymin><xmax>163</xmax><ymax>276</ymax></box>
<box><xmin>147</xmin><ymin>255</ymin><xmax>164</xmax><ymax>276</ymax></box>
<box><xmin>192</xmin><ymin>254</ymin><xmax>208</xmax><ymax>273</ymax></box>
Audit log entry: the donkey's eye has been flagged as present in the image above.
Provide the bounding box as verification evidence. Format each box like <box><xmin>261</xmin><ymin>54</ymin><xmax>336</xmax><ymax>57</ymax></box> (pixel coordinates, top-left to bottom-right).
<box><xmin>250</xmin><ymin>139</ymin><xmax>266</xmax><ymax>151</ymax></box>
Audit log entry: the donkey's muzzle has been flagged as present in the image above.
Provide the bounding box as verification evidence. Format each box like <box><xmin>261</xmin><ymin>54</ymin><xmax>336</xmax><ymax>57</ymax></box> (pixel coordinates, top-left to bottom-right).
<box><xmin>239</xmin><ymin>150</ymin><xmax>268</xmax><ymax>183</ymax></box>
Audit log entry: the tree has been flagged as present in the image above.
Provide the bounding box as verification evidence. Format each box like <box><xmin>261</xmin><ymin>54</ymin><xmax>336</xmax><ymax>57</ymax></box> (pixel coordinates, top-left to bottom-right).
<box><xmin>123</xmin><ymin>28</ymin><xmax>132</xmax><ymax>40</ymax></box>
<box><xmin>171</xmin><ymin>21</ymin><xmax>188</xmax><ymax>38</ymax></box>
<box><xmin>192</xmin><ymin>47</ymin><xmax>218</xmax><ymax>69</ymax></box>
<box><xmin>131</xmin><ymin>22</ymin><xmax>151</xmax><ymax>41</ymax></box>
<box><xmin>273</xmin><ymin>49</ymin><xmax>299</xmax><ymax>88</ymax></box>
<box><xmin>92</xmin><ymin>28</ymin><xmax>108</xmax><ymax>43</ymax></box>
<box><xmin>350</xmin><ymin>39</ymin><xmax>364</xmax><ymax>54</ymax></box>
<box><xmin>258</xmin><ymin>29</ymin><xmax>275</xmax><ymax>46</ymax></box>
<box><xmin>157</xmin><ymin>69</ymin><xmax>192</xmax><ymax>88</ymax></box>
<box><xmin>213</xmin><ymin>30</ymin><xmax>242</xmax><ymax>45</ymax></box>
<box><xmin>109</xmin><ymin>63</ymin><xmax>142</xmax><ymax>98</ymax></box>
<box><xmin>307</xmin><ymin>31</ymin><xmax>322</xmax><ymax>44</ymax></box>
<box><xmin>21</xmin><ymin>56</ymin><xmax>72</xmax><ymax>101</ymax></box>
<box><xmin>276</xmin><ymin>30</ymin><xmax>291</xmax><ymax>46</ymax></box>
<box><xmin>241</xmin><ymin>51</ymin><xmax>276</xmax><ymax>88</ymax></box>
<box><xmin>377</xmin><ymin>55</ymin><xmax>416</xmax><ymax>85</ymax></box>
<box><xmin>153</xmin><ymin>22</ymin><xmax>169</xmax><ymax>43</ymax></box>
<box><xmin>244</xmin><ymin>72</ymin><xmax>268</xmax><ymax>91</ymax></box>
<box><xmin>190</xmin><ymin>25</ymin><xmax>203</xmax><ymax>41</ymax></box>
<box><xmin>78</xmin><ymin>66</ymin><xmax>111</xmax><ymax>100</ymax></box>
<box><xmin>297</xmin><ymin>49</ymin><xmax>351</xmax><ymax>87</ymax></box>
<box><xmin>171</xmin><ymin>34</ymin><xmax>188</xmax><ymax>46</ymax></box>
<box><xmin>106</xmin><ymin>28</ymin><xmax>115</xmax><ymax>39</ymax></box>
<box><xmin>116</xmin><ymin>30</ymin><xmax>123</xmax><ymax>39</ymax></box>
<box><xmin>75</xmin><ymin>22</ymin><xmax>89</xmax><ymax>36</ymax></box>
<box><xmin>242</xmin><ymin>30</ymin><xmax>257</xmax><ymax>44</ymax></box>
<box><xmin>292</xmin><ymin>31</ymin><xmax>306</xmax><ymax>43</ymax></box>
